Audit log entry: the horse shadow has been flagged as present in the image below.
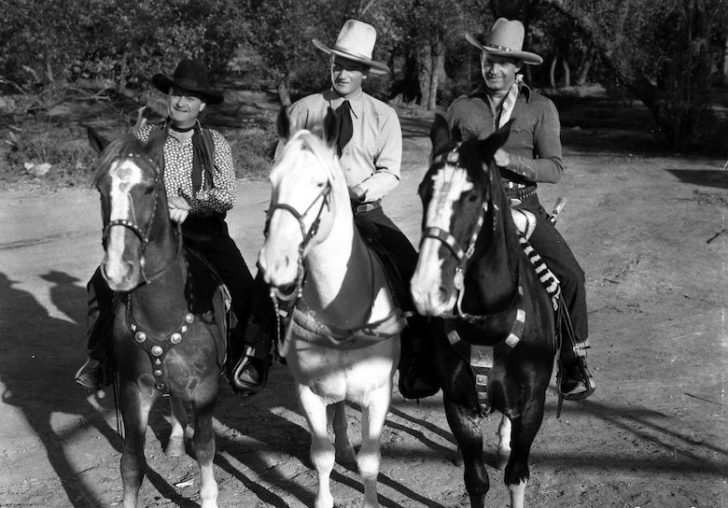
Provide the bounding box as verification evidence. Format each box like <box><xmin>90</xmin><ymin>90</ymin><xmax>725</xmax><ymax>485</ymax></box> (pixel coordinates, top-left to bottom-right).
<box><xmin>0</xmin><ymin>270</ymin><xmax>208</xmax><ymax>507</ymax></box>
<box><xmin>0</xmin><ymin>270</ymin><xmax>119</xmax><ymax>507</ymax></box>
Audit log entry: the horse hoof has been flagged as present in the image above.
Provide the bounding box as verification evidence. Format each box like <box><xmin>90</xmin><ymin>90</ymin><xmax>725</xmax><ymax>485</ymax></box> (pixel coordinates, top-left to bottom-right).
<box><xmin>165</xmin><ymin>436</ymin><xmax>186</xmax><ymax>457</ymax></box>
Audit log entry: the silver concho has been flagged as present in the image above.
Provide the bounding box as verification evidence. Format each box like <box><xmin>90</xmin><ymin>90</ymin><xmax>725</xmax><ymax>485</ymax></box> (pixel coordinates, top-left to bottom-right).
<box><xmin>134</xmin><ymin>331</ymin><xmax>147</xmax><ymax>343</ymax></box>
<box><xmin>151</xmin><ymin>345</ymin><xmax>163</xmax><ymax>356</ymax></box>
<box><xmin>170</xmin><ymin>333</ymin><xmax>182</xmax><ymax>344</ymax></box>
<box><xmin>185</xmin><ymin>313</ymin><xmax>194</xmax><ymax>323</ymax></box>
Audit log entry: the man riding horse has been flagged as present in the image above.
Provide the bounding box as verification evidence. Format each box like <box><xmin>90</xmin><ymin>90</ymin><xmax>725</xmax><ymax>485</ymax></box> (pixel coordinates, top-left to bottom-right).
<box><xmin>75</xmin><ymin>59</ymin><xmax>255</xmax><ymax>391</ymax></box>
<box><xmin>232</xmin><ymin>19</ymin><xmax>439</xmax><ymax>399</ymax></box>
<box><xmin>446</xmin><ymin>18</ymin><xmax>596</xmax><ymax>400</ymax></box>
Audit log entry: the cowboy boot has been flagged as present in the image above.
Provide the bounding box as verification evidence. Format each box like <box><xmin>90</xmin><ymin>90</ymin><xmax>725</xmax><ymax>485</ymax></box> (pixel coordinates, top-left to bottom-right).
<box><xmin>231</xmin><ymin>317</ymin><xmax>274</xmax><ymax>395</ymax></box>
<box><xmin>558</xmin><ymin>338</ymin><xmax>596</xmax><ymax>400</ymax></box>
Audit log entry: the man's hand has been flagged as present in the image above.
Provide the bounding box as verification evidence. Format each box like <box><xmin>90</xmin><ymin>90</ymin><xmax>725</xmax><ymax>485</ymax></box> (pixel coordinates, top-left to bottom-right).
<box><xmin>168</xmin><ymin>196</ymin><xmax>190</xmax><ymax>223</ymax></box>
<box><xmin>349</xmin><ymin>184</ymin><xmax>367</xmax><ymax>203</ymax></box>
<box><xmin>494</xmin><ymin>148</ymin><xmax>511</xmax><ymax>168</ymax></box>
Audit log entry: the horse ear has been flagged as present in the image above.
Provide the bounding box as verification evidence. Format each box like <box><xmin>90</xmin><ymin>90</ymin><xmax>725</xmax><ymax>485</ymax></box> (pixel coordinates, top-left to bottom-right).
<box><xmin>429</xmin><ymin>114</ymin><xmax>451</xmax><ymax>156</ymax></box>
<box><xmin>277</xmin><ymin>106</ymin><xmax>290</xmax><ymax>140</ymax></box>
<box><xmin>87</xmin><ymin>127</ymin><xmax>110</xmax><ymax>154</ymax></box>
<box><xmin>478</xmin><ymin>119</ymin><xmax>513</xmax><ymax>162</ymax></box>
<box><xmin>323</xmin><ymin>107</ymin><xmax>338</xmax><ymax>147</ymax></box>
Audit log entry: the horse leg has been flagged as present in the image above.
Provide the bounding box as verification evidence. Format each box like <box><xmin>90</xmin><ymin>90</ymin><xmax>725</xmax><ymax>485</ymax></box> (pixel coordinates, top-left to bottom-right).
<box><xmin>496</xmin><ymin>414</ymin><xmax>511</xmax><ymax>469</ymax></box>
<box><xmin>332</xmin><ymin>401</ymin><xmax>356</xmax><ymax>464</ymax></box>
<box><xmin>119</xmin><ymin>381</ymin><xmax>157</xmax><ymax>508</ymax></box>
<box><xmin>503</xmin><ymin>402</ymin><xmax>546</xmax><ymax>508</ymax></box>
<box><xmin>357</xmin><ymin>382</ymin><xmax>391</xmax><ymax>508</ymax></box>
<box><xmin>191</xmin><ymin>394</ymin><xmax>219</xmax><ymax>508</ymax></box>
<box><xmin>298</xmin><ymin>385</ymin><xmax>335</xmax><ymax>508</ymax></box>
<box><xmin>443</xmin><ymin>398</ymin><xmax>488</xmax><ymax>508</ymax></box>
<box><xmin>165</xmin><ymin>396</ymin><xmax>187</xmax><ymax>458</ymax></box>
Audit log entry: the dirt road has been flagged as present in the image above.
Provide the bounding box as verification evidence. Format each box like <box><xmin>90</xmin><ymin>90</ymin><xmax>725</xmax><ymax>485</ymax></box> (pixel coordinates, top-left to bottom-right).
<box><xmin>1</xmin><ymin>134</ymin><xmax>726</xmax><ymax>507</ymax></box>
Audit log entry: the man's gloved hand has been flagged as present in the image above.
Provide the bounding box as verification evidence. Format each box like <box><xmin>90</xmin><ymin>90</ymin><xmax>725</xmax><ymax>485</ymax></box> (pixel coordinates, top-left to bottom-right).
<box><xmin>168</xmin><ymin>195</ymin><xmax>190</xmax><ymax>223</ymax></box>
<box><xmin>349</xmin><ymin>184</ymin><xmax>367</xmax><ymax>203</ymax></box>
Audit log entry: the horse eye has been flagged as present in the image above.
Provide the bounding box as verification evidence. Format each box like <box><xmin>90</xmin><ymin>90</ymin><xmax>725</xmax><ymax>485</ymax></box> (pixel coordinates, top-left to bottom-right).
<box><xmin>467</xmin><ymin>194</ymin><xmax>478</xmax><ymax>202</ymax></box>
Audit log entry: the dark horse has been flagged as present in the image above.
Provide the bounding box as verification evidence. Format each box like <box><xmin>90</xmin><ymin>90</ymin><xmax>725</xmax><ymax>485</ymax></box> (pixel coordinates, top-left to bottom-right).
<box><xmin>410</xmin><ymin>116</ymin><xmax>557</xmax><ymax>508</ymax></box>
<box><xmin>88</xmin><ymin>129</ymin><xmax>228</xmax><ymax>508</ymax></box>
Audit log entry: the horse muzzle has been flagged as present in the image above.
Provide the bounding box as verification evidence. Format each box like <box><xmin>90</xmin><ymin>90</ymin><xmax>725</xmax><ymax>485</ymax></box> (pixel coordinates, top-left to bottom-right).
<box><xmin>101</xmin><ymin>256</ymin><xmax>141</xmax><ymax>291</ymax></box>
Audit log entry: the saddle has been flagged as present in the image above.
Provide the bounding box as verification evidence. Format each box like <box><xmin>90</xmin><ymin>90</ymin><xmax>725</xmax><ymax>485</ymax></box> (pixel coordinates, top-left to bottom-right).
<box><xmin>183</xmin><ymin>247</ymin><xmax>232</xmax><ymax>369</ymax></box>
<box><xmin>281</xmin><ymin>218</ymin><xmax>407</xmax><ymax>350</ymax></box>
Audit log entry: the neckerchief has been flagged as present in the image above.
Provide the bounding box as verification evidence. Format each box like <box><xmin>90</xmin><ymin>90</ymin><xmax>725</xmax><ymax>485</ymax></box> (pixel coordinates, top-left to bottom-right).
<box><xmin>496</xmin><ymin>74</ymin><xmax>523</xmax><ymax>128</ymax></box>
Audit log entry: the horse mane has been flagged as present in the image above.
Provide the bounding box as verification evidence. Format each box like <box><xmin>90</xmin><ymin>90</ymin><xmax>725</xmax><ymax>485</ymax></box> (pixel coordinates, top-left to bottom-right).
<box><xmin>460</xmin><ymin>140</ymin><xmax>521</xmax><ymax>258</ymax></box>
<box><xmin>285</xmin><ymin>129</ymin><xmax>342</xmax><ymax>186</ymax></box>
<box><xmin>92</xmin><ymin>131</ymin><xmax>164</xmax><ymax>187</ymax></box>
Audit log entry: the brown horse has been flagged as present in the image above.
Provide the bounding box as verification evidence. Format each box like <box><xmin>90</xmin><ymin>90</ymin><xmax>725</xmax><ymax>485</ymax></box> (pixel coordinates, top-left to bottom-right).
<box><xmin>410</xmin><ymin>116</ymin><xmax>557</xmax><ymax>508</ymax></box>
<box><xmin>88</xmin><ymin>129</ymin><xmax>228</xmax><ymax>508</ymax></box>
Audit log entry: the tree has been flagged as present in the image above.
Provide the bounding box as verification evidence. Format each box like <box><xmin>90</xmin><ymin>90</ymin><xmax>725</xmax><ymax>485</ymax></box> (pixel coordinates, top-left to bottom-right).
<box><xmin>384</xmin><ymin>0</ymin><xmax>488</xmax><ymax>110</ymax></box>
<box><xmin>541</xmin><ymin>0</ymin><xmax>728</xmax><ymax>150</ymax></box>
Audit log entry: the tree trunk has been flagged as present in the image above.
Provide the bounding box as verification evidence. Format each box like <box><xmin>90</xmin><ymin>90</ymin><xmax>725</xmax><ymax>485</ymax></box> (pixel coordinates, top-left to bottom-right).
<box><xmin>277</xmin><ymin>74</ymin><xmax>291</xmax><ymax>106</ymax></box>
<box><xmin>576</xmin><ymin>48</ymin><xmax>595</xmax><ymax>86</ymax></box>
<box><xmin>549</xmin><ymin>55</ymin><xmax>558</xmax><ymax>88</ymax></box>
<box><xmin>417</xmin><ymin>44</ymin><xmax>432</xmax><ymax>108</ymax></box>
<box><xmin>428</xmin><ymin>40</ymin><xmax>445</xmax><ymax>111</ymax></box>
<box><xmin>723</xmin><ymin>37</ymin><xmax>728</xmax><ymax>85</ymax></box>
<box><xmin>562</xmin><ymin>58</ymin><xmax>571</xmax><ymax>87</ymax></box>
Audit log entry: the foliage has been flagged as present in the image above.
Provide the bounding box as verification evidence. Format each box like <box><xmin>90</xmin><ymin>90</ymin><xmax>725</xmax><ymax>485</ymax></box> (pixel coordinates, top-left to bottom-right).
<box><xmin>542</xmin><ymin>0</ymin><xmax>728</xmax><ymax>151</ymax></box>
<box><xmin>0</xmin><ymin>0</ymin><xmax>247</xmax><ymax>95</ymax></box>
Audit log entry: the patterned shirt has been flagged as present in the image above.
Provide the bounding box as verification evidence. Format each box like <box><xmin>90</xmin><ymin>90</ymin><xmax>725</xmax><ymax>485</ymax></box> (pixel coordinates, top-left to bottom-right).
<box><xmin>134</xmin><ymin>123</ymin><xmax>237</xmax><ymax>216</ymax></box>
<box><xmin>277</xmin><ymin>89</ymin><xmax>402</xmax><ymax>201</ymax></box>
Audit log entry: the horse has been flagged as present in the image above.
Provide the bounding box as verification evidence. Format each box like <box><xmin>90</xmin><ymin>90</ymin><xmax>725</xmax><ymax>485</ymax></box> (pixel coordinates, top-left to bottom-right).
<box><xmin>88</xmin><ymin>129</ymin><xmax>229</xmax><ymax>508</ymax></box>
<box><xmin>257</xmin><ymin>108</ymin><xmax>404</xmax><ymax>508</ymax></box>
<box><xmin>410</xmin><ymin>116</ymin><xmax>557</xmax><ymax>508</ymax></box>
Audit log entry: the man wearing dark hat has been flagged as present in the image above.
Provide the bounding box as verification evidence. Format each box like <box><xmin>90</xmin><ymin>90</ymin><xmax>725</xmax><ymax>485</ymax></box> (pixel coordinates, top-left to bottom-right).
<box><xmin>446</xmin><ymin>18</ymin><xmax>596</xmax><ymax>400</ymax></box>
<box><xmin>231</xmin><ymin>19</ymin><xmax>440</xmax><ymax>399</ymax></box>
<box><xmin>75</xmin><ymin>59</ymin><xmax>254</xmax><ymax>391</ymax></box>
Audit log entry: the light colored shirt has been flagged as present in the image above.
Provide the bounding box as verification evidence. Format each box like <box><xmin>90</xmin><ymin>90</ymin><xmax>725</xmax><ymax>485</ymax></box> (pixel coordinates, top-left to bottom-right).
<box><xmin>134</xmin><ymin>123</ymin><xmax>237</xmax><ymax>216</ymax></box>
<box><xmin>277</xmin><ymin>89</ymin><xmax>402</xmax><ymax>201</ymax></box>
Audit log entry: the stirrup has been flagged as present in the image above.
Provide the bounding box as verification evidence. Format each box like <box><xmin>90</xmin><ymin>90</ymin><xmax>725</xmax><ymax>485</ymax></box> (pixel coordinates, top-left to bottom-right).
<box><xmin>231</xmin><ymin>346</ymin><xmax>270</xmax><ymax>395</ymax></box>
<box><xmin>74</xmin><ymin>358</ymin><xmax>102</xmax><ymax>391</ymax></box>
<box><xmin>557</xmin><ymin>342</ymin><xmax>596</xmax><ymax>402</ymax></box>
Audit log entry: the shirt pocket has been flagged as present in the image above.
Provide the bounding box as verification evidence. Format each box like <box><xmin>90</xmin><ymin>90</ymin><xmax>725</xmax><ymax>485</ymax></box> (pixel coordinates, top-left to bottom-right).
<box><xmin>507</xmin><ymin>123</ymin><xmax>534</xmax><ymax>151</ymax></box>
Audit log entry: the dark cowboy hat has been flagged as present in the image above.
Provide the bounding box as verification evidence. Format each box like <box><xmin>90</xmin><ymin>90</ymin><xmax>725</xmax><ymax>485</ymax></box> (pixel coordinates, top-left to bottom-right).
<box><xmin>465</xmin><ymin>18</ymin><xmax>543</xmax><ymax>66</ymax></box>
<box><xmin>151</xmin><ymin>59</ymin><xmax>224</xmax><ymax>104</ymax></box>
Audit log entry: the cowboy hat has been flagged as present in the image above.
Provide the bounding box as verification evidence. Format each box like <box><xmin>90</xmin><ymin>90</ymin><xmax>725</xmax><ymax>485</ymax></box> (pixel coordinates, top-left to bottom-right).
<box><xmin>152</xmin><ymin>59</ymin><xmax>224</xmax><ymax>104</ymax></box>
<box><xmin>312</xmin><ymin>19</ymin><xmax>390</xmax><ymax>75</ymax></box>
<box><xmin>465</xmin><ymin>18</ymin><xmax>543</xmax><ymax>66</ymax></box>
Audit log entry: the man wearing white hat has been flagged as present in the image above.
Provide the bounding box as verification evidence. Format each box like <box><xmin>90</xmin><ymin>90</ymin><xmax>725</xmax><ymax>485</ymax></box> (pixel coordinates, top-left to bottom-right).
<box><xmin>232</xmin><ymin>19</ymin><xmax>440</xmax><ymax>399</ymax></box>
<box><xmin>446</xmin><ymin>18</ymin><xmax>596</xmax><ymax>400</ymax></box>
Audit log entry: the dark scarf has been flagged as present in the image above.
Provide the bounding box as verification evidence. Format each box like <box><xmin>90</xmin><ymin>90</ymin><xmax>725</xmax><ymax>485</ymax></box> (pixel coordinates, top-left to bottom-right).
<box><xmin>152</xmin><ymin>120</ymin><xmax>216</xmax><ymax>193</ymax></box>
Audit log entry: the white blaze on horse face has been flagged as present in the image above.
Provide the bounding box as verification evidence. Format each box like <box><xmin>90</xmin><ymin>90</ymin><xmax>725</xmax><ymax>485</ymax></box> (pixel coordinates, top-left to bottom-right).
<box><xmin>261</xmin><ymin>135</ymin><xmax>329</xmax><ymax>287</ymax></box>
<box><xmin>412</xmin><ymin>164</ymin><xmax>473</xmax><ymax>314</ymax></box>
<box><xmin>105</xmin><ymin>159</ymin><xmax>143</xmax><ymax>283</ymax></box>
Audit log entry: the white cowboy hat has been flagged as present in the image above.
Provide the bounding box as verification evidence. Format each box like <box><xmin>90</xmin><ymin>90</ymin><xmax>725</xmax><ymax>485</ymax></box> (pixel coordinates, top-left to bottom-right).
<box><xmin>312</xmin><ymin>19</ymin><xmax>390</xmax><ymax>75</ymax></box>
<box><xmin>465</xmin><ymin>18</ymin><xmax>543</xmax><ymax>66</ymax></box>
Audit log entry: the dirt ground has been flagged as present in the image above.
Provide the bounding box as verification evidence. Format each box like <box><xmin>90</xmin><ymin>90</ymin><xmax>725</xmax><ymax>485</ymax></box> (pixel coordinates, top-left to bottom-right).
<box><xmin>0</xmin><ymin>112</ymin><xmax>727</xmax><ymax>507</ymax></box>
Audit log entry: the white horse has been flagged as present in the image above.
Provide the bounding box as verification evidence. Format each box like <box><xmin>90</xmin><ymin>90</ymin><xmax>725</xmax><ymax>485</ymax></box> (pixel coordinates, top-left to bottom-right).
<box><xmin>257</xmin><ymin>109</ymin><xmax>404</xmax><ymax>508</ymax></box>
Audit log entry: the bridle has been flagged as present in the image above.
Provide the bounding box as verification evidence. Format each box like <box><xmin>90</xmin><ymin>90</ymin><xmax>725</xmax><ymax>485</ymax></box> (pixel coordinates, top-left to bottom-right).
<box><xmin>99</xmin><ymin>152</ymin><xmax>181</xmax><ymax>286</ymax></box>
<box><xmin>419</xmin><ymin>144</ymin><xmax>493</xmax><ymax>318</ymax></box>
<box><xmin>265</xmin><ymin>179</ymin><xmax>333</xmax><ymax>301</ymax></box>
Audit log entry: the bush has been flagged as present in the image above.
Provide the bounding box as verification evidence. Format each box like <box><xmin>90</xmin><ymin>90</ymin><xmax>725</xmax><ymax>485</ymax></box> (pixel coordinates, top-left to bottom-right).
<box><xmin>228</xmin><ymin>112</ymin><xmax>278</xmax><ymax>180</ymax></box>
